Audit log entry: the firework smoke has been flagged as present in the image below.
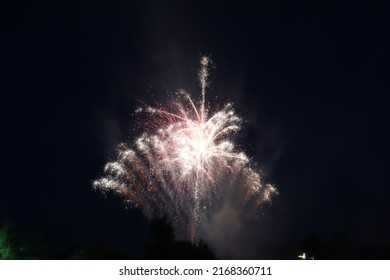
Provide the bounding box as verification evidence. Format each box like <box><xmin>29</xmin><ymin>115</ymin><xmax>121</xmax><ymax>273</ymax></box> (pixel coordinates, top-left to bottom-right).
<box><xmin>93</xmin><ymin>57</ymin><xmax>277</xmax><ymax>244</ymax></box>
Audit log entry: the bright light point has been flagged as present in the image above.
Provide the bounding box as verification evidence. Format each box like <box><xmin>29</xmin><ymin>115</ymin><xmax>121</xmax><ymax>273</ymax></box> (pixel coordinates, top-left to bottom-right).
<box><xmin>299</xmin><ymin>253</ymin><xmax>306</xmax><ymax>259</ymax></box>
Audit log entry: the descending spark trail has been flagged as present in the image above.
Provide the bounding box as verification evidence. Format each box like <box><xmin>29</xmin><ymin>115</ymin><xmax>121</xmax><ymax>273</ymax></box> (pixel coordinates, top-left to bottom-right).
<box><xmin>93</xmin><ymin>57</ymin><xmax>277</xmax><ymax>242</ymax></box>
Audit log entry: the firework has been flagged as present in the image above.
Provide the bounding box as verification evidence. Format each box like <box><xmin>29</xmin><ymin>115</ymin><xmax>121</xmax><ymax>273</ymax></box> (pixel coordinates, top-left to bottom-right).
<box><xmin>93</xmin><ymin>57</ymin><xmax>277</xmax><ymax>242</ymax></box>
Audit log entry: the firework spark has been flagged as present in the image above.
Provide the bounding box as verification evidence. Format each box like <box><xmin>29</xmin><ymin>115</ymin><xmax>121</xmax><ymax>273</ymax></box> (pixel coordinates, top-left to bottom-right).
<box><xmin>93</xmin><ymin>57</ymin><xmax>277</xmax><ymax>242</ymax></box>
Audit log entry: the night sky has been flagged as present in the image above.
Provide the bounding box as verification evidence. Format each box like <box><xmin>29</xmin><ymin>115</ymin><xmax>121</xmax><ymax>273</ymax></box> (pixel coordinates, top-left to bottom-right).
<box><xmin>2</xmin><ymin>0</ymin><xmax>390</xmax><ymax>259</ymax></box>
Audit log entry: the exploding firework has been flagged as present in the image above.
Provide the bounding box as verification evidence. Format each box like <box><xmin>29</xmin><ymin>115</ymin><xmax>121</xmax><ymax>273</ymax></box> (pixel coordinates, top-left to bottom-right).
<box><xmin>93</xmin><ymin>57</ymin><xmax>277</xmax><ymax>242</ymax></box>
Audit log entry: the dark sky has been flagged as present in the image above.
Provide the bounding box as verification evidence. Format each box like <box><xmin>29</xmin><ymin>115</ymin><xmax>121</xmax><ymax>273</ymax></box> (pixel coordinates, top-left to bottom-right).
<box><xmin>2</xmin><ymin>0</ymin><xmax>390</xmax><ymax>258</ymax></box>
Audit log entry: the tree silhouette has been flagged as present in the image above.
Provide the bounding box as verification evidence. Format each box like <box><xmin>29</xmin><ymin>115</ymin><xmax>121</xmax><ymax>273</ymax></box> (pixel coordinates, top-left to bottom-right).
<box><xmin>145</xmin><ymin>217</ymin><xmax>215</xmax><ymax>259</ymax></box>
<box><xmin>69</xmin><ymin>243</ymin><xmax>128</xmax><ymax>260</ymax></box>
<box><xmin>0</xmin><ymin>224</ymin><xmax>16</xmax><ymax>259</ymax></box>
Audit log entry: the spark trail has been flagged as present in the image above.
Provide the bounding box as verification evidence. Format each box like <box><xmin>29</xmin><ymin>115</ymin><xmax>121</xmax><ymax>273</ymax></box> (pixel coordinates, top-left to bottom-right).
<box><xmin>93</xmin><ymin>57</ymin><xmax>277</xmax><ymax>242</ymax></box>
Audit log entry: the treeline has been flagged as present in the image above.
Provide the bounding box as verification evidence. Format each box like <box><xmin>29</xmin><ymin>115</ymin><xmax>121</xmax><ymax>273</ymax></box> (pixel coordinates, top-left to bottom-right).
<box><xmin>0</xmin><ymin>219</ymin><xmax>215</xmax><ymax>260</ymax></box>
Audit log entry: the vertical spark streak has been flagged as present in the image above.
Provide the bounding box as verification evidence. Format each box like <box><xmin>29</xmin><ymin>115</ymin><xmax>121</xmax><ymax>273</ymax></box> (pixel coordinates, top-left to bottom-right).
<box><xmin>199</xmin><ymin>56</ymin><xmax>209</xmax><ymax>122</ymax></box>
<box><xmin>193</xmin><ymin>56</ymin><xmax>210</xmax><ymax>242</ymax></box>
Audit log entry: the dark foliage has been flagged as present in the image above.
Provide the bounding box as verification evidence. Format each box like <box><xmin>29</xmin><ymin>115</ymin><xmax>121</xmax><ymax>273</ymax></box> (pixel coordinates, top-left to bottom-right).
<box><xmin>145</xmin><ymin>217</ymin><xmax>215</xmax><ymax>259</ymax></box>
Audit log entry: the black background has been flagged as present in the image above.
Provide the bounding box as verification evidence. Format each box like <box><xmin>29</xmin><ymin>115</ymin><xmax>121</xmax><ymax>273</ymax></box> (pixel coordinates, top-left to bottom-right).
<box><xmin>2</xmin><ymin>0</ymin><xmax>389</xmax><ymax>258</ymax></box>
